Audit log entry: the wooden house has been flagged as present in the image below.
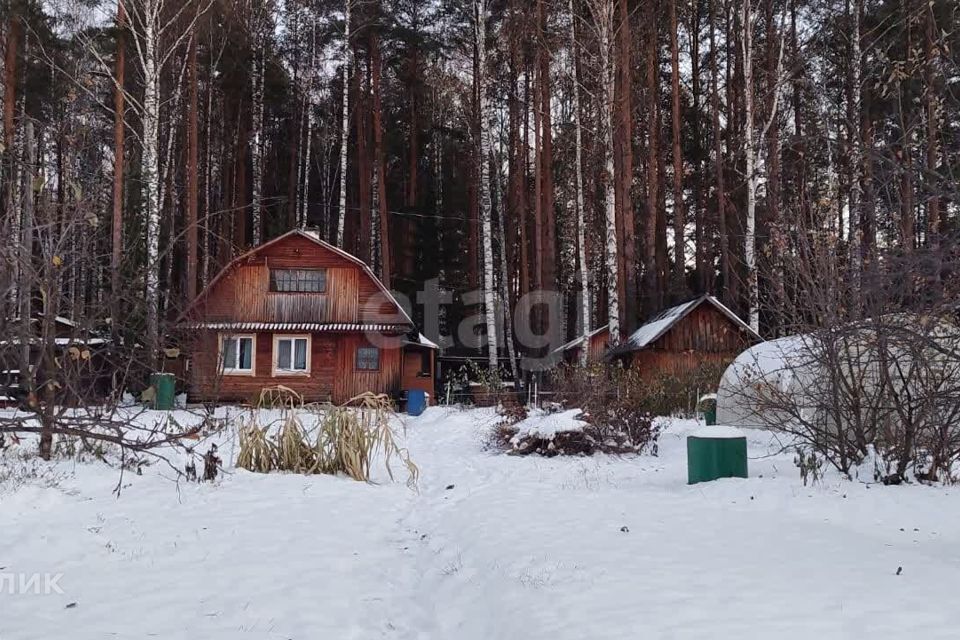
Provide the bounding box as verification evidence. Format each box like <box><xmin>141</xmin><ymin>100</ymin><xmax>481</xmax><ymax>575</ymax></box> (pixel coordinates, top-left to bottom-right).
<box><xmin>605</xmin><ymin>295</ymin><xmax>762</xmax><ymax>377</ymax></box>
<box><xmin>178</xmin><ymin>229</ymin><xmax>436</xmax><ymax>405</ymax></box>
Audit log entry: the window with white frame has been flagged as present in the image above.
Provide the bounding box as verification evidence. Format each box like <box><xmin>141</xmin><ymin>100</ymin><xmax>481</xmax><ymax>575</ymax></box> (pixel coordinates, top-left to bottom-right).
<box><xmin>220</xmin><ymin>335</ymin><xmax>255</xmax><ymax>374</ymax></box>
<box><xmin>273</xmin><ymin>335</ymin><xmax>310</xmax><ymax>375</ymax></box>
<box><xmin>355</xmin><ymin>346</ymin><xmax>380</xmax><ymax>371</ymax></box>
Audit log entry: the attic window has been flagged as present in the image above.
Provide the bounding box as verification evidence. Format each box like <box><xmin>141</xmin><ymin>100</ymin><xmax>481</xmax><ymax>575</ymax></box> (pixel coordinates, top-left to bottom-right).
<box><xmin>270</xmin><ymin>268</ymin><xmax>326</xmax><ymax>293</ymax></box>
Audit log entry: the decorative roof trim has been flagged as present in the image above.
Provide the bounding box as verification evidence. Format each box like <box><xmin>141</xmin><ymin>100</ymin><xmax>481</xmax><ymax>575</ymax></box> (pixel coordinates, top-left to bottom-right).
<box><xmin>184</xmin><ymin>322</ymin><xmax>410</xmax><ymax>332</ymax></box>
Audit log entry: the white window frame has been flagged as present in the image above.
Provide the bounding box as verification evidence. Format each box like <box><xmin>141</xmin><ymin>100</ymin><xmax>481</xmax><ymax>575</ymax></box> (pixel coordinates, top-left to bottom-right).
<box><xmin>219</xmin><ymin>334</ymin><xmax>256</xmax><ymax>376</ymax></box>
<box><xmin>272</xmin><ymin>334</ymin><xmax>312</xmax><ymax>376</ymax></box>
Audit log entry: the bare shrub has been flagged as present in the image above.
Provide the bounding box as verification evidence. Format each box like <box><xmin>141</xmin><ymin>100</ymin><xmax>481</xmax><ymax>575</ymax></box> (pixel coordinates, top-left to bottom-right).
<box><xmin>738</xmin><ymin>229</ymin><xmax>960</xmax><ymax>483</ymax></box>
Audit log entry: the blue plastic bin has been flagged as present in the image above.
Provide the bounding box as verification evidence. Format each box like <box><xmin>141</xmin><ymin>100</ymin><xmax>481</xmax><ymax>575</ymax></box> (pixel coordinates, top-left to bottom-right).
<box><xmin>407</xmin><ymin>389</ymin><xmax>427</xmax><ymax>416</ymax></box>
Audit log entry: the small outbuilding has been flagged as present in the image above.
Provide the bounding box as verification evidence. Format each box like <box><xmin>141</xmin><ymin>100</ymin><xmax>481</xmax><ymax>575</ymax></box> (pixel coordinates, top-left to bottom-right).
<box><xmin>605</xmin><ymin>295</ymin><xmax>762</xmax><ymax>379</ymax></box>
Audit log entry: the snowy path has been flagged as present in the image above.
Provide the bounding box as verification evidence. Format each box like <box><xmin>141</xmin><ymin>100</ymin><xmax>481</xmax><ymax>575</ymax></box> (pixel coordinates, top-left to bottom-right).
<box><xmin>2</xmin><ymin>406</ymin><xmax>960</xmax><ymax>639</ymax></box>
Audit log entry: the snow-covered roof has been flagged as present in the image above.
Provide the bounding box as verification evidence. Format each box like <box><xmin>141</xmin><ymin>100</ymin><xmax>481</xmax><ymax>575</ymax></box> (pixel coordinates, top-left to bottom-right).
<box><xmin>416</xmin><ymin>333</ymin><xmax>439</xmax><ymax>349</ymax></box>
<box><xmin>553</xmin><ymin>325</ymin><xmax>610</xmax><ymax>354</ymax></box>
<box><xmin>401</xmin><ymin>333</ymin><xmax>440</xmax><ymax>350</ymax></box>
<box><xmin>608</xmin><ymin>295</ymin><xmax>760</xmax><ymax>357</ymax></box>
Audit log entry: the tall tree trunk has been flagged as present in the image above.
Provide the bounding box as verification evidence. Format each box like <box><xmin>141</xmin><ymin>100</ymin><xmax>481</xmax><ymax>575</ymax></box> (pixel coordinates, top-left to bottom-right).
<box><xmin>617</xmin><ymin>0</ymin><xmax>638</xmax><ymax>329</ymax></box>
<box><xmin>186</xmin><ymin>30</ymin><xmax>199</xmax><ymax>301</ymax></box>
<box><xmin>111</xmin><ymin>1</ymin><xmax>125</xmax><ymax>315</ymax></box>
<box><xmin>371</xmin><ymin>28</ymin><xmax>390</xmax><ymax>288</ymax></box>
<box><xmin>142</xmin><ymin>5</ymin><xmax>161</xmax><ymax>369</ymax></box>
<box><xmin>591</xmin><ymin>0</ymin><xmax>620</xmax><ymax>343</ymax></box>
<box><xmin>709</xmin><ymin>0</ymin><xmax>730</xmax><ymax>304</ymax></box>
<box><xmin>765</xmin><ymin>0</ymin><xmax>784</xmax><ymax>326</ymax></box>
<box><xmin>356</xmin><ymin>53</ymin><xmax>371</xmax><ymax>261</ymax></box>
<box><xmin>2</xmin><ymin>12</ymin><xmax>17</xmax><ymax>154</ymax></box>
<box><xmin>643</xmin><ymin>2</ymin><xmax>662</xmax><ymax>315</ymax></box>
<box><xmin>847</xmin><ymin>0</ymin><xmax>862</xmax><ymax>290</ymax></box>
<box><xmin>336</xmin><ymin>0</ymin><xmax>351</xmax><ymax>246</ymax></box>
<box><xmin>691</xmin><ymin>0</ymin><xmax>707</xmax><ymax>291</ymax></box>
<box><xmin>923</xmin><ymin>0</ymin><xmax>940</xmax><ymax>260</ymax></box>
<box><xmin>538</xmin><ymin>0</ymin><xmax>557</xmax><ymax>300</ymax></box>
<box><xmin>250</xmin><ymin>17</ymin><xmax>266</xmax><ymax>245</ymax></box>
<box><xmin>669</xmin><ymin>0</ymin><xmax>686</xmax><ymax>294</ymax></box>
<box><xmin>570</xmin><ymin>0</ymin><xmax>591</xmax><ymax>364</ymax></box>
<box><xmin>475</xmin><ymin>0</ymin><xmax>499</xmax><ymax>369</ymax></box>
<box><xmin>494</xmin><ymin>146</ymin><xmax>520</xmax><ymax>381</ymax></box>
<box><xmin>741</xmin><ymin>0</ymin><xmax>759</xmax><ymax>332</ymax></box>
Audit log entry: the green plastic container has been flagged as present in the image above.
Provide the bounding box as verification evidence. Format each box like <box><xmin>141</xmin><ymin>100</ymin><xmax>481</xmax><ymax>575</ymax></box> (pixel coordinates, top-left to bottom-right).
<box><xmin>687</xmin><ymin>426</ymin><xmax>748</xmax><ymax>484</ymax></box>
<box><xmin>150</xmin><ymin>372</ymin><xmax>176</xmax><ymax>410</ymax></box>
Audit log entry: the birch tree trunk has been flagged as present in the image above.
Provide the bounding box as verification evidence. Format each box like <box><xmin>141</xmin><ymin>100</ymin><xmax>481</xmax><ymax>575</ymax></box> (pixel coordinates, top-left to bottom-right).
<box><xmin>741</xmin><ymin>0</ymin><xmax>759</xmax><ymax>333</ymax></box>
<box><xmin>336</xmin><ymin>0</ymin><xmax>351</xmax><ymax>246</ymax></box>
<box><xmin>250</xmin><ymin>12</ymin><xmax>266</xmax><ymax>245</ymax></box>
<box><xmin>590</xmin><ymin>0</ymin><xmax>620</xmax><ymax>344</ymax></box>
<box><xmin>475</xmin><ymin>0</ymin><xmax>499</xmax><ymax>370</ymax></box>
<box><xmin>570</xmin><ymin>0</ymin><xmax>591</xmax><ymax>365</ymax></box>
<box><xmin>141</xmin><ymin>4</ymin><xmax>162</xmax><ymax>368</ymax></box>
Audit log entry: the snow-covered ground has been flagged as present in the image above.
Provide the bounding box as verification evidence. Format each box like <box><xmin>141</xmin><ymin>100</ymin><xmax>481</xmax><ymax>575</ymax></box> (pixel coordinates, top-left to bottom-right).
<box><xmin>3</xmin><ymin>406</ymin><xmax>960</xmax><ymax>639</ymax></box>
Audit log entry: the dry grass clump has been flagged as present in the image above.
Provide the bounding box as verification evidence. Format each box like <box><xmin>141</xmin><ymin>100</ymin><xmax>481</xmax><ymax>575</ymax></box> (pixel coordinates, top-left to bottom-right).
<box><xmin>236</xmin><ymin>387</ymin><xmax>418</xmax><ymax>487</ymax></box>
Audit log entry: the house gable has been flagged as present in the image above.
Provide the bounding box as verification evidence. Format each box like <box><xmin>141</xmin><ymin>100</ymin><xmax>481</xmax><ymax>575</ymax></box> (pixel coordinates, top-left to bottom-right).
<box><xmin>182</xmin><ymin>231</ymin><xmax>411</xmax><ymax>328</ymax></box>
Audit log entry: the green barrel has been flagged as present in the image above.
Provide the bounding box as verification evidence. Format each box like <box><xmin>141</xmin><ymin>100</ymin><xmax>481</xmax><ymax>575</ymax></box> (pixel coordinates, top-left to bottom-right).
<box><xmin>702</xmin><ymin>402</ymin><xmax>717</xmax><ymax>426</ymax></box>
<box><xmin>687</xmin><ymin>427</ymin><xmax>748</xmax><ymax>484</ymax></box>
<box><xmin>150</xmin><ymin>372</ymin><xmax>176</xmax><ymax>410</ymax></box>
<box><xmin>697</xmin><ymin>393</ymin><xmax>718</xmax><ymax>426</ymax></box>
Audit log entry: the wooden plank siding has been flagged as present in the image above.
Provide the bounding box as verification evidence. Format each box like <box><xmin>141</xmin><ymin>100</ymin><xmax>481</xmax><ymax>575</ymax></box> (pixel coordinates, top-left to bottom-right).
<box><xmin>623</xmin><ymin>305</ymin><xmax>756</xmax><ymax>378</ymax></box>
<box><xmin>401</xmin><ymin>347</ymin><xmax>436</xmax><ymax>402</ymax></box>
<box><xmin>189</xmin><ymin>233</ymin><xmax>406</xmax><ymax>325</ymax></box>
<box><xmin>188</xmin><ymin>330</ymin><xmax>404</xmax><ymax>404</ymax></box>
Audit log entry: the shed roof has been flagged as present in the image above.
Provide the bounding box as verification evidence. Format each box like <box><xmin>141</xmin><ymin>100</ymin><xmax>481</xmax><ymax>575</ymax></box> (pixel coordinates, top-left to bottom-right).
<box><xmin>553</xmin><ymin>324</ymin><xmax>610</xmax><ymax>354</ymax></box>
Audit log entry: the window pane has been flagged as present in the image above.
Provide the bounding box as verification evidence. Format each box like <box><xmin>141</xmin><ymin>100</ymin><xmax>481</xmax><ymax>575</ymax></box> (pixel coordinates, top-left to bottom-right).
<box><xmin>222</xmin><ymin>338</ymin><xmax>237</xmax><ymax>369</ymax></box>
<box><xmin>277</xmin><ymin>339</ymin><xmax>291</xmax><ymax>369</ymax></box>
<box><xmin>238</xmin><ymin>338</ymin><xmax>253</xmax><ymax>370</ymax></box>
<box><xmin>294</xmin><ymin>339</ymin><xmax>307</xmax><ymax>370</ymax></box>
<box><xmin>270</xmin><ymin>269</ymin><xmax>326</xmax><ymax>292</ymax></box>
<box><xmin>356</xmin><ymin>347</ymin><xmax>379</xmax><ymax>370</ymax></box>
